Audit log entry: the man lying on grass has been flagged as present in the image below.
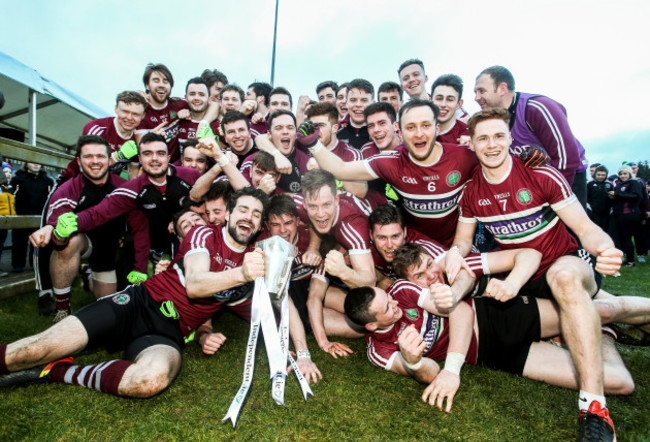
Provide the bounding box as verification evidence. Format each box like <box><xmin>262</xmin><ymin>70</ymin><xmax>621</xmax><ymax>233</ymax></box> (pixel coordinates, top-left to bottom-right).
<box><xmin>0</xmin><ymin>188</ymin><xmax>321</xmax><ymax>397</ymax></box>
<box><xmin>344</xmin><ymin>243</ymin><xmax>650</xmax><ymax>415</ymax></box>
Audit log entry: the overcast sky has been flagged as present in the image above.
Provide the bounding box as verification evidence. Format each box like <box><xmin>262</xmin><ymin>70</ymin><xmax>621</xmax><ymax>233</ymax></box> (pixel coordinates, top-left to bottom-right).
<box><xmin>2</xmin><ymin>0</ymin><xmax>649</xmax><ymax>166</ymax></box>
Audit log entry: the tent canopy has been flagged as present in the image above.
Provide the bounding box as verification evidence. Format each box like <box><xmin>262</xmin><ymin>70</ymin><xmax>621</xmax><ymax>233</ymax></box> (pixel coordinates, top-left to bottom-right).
<box><xmin>0</xmin><ymin>51</ymin><xmax>108</xmax><ymax>152</ymax></box>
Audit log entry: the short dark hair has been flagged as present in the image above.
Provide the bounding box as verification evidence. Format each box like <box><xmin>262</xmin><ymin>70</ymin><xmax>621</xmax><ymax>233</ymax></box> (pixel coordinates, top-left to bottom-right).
<box><xmin>115</xmin><ymin>91</ymin><xmax>148</xmax><ymax>109</ymax></box>
<box><xmin>316</xmin><ymin>81</ymin><xmax>339</xmax><ymax>96</ymax></box>
<box><xmin>305</xmin><ymin>102</ymin><xmax>338</xmax><ymax>126</ymax></box>
<box><xmin>590</xmin><ymin>163</ymin><xmax>602</xmax><ymax>169</ymax></box>
<box><xmin>268</xmin><ymin>194</ymin><xmax>298</xmax><ymax>219</ymax></box>
<box><xmin>344</xmin><ymin>286</ymin><xmax>378</xmax><ymax>326</ymax></box>
<box><xmin>139</xmin><ymin>132</ymin><xmax>168</xmax><ymax>153</ymax></box>
<box><xmin>301</xmin><ymin>169</ymin><xmax>337</xmax><ymax>201</ymax></box>
<box><xmin>222</xmin><ymin>110</ymin><xmax>250</xmax><ymax>129</ymax></box>
<box><xmin>478</xmin><ymin>66</ymin><xmax>515</xmax><ymax>92</ymax></box>
<box><xmin>203</xmin><ymin>180</ymin><xmax>233</xmax><ymax>204</ymax></box>
<box><xmin>398</xmin><ymin>99</ymin><xmax>439</xmax><ymax>126</ymax></box>
<box><xmin>201</xmin><ymin>69</ymin><xmax>228</xmax><ymax>88</ymax></box>
<box><xmin>594</xmin><ymin>165</ymin><xmax>609</xmax><ymax>175</ymax></box>
<box><xmin>248</xmin><ymin>82</ymin><xmax>273</xmax><ymax>106</ymax></box>
<box><xmin>252</xmin><ymin>151</ymin><xmax>276</xmax><ymax>172</ymax></box>
<box><xmin>363</xmin><ymin>102</ymin><xmax>397</xmax><ymax>123</ymax></box>
<box><xmin>221</xmin><ymin>84</ymin><xmax>245</xmax><ymax>102</ymax></box>
<box><xmin>467</xmin><ymin>107</ymin><xmax>510</xmax><ymax>137</ymax></box>
<box><xmin>397</xmin><ymin>59</ymin><xmax>425</xmax><ymax>76</ymax></box>
<box><xmin>76</xmin><ymin>135</ymin><xmax>110</xmax><ymax>158</ymax></box>
<box><xmin>268</xmin><ymin>109</ymin><xmax>296</xmax><ymax>128</ymax></box>
<box><xmin>347</xmin><ymin>78</ymin><xmax>374</xmax><ymax>96</ymax></box>
<box><xmin>392</xmin><ymin>243</ymin><xmax>427</xmax><ymax>279</ymax></box>
<box><xmin>336</xmin><ymin>83</ymin><xmax>349</xmax><ymax>96</ymax></box>
<box><xmin>269</xmin><ymin>87</ymin><xmax>293</xmax><ymax>107</ymax></box>
<box><xmin>369</xmin><ymin>204</ymin><xmax>405</xmax><ymax>230</ymax></box>
<box><xmin>377</xmin><ymin>81</ymin><xmax>403</xmax><ymax>101</ymax></box>
<box><xmin>431</xmin><ymin>74</ymin><xmax>464</xmax><ymax>99</ymax></box>
<box><xmin>226</xmin><ymin>186</ymin><xmax>270</xmax><ymax>218</ymax></box>
<box><xmin>143</xmin><ymin>63</ymin><xmax>174</xmax><ymax>88</ymax></box>
<box><xmin>185</xmin><ymin>77</ymin><xmax>209</xmax><ymax>94</ymax></box>
<box><xmin>172</xmin><ymin>209</ymin><xmax>194</xmax><ymax>237</ymax></box>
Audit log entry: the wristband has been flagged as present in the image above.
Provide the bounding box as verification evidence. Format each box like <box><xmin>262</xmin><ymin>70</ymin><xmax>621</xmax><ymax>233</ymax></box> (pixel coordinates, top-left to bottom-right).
<box><xmin>443</xmin><ymin>352</ymin><xmax>465</xmax><ymax>376</ymax></box>
<box><xmin>448</xmin><ymin>246</ymin><xmax>461</xmax><ymax>254</ymax></box>
<box><xmin>403</xmin><ymin>358</ymin><xmax>422</xmax><ymax>371</ymax></box>
<box><xmin>308</xmin><ymin>143</ymin><xmax>323</xmax><ymax>155</ymax></box>
<box><xmin>216</xmin><ymin>155</ymin><xmax>230</xmax><ymax>168</ymax></box>
<box><xmin>271</xmin><ymin>149</ymin><xmax>282</xmax><ymax>157</ymax></box>
<box><xmin>296</xmin><ymin>350</ymin><xmax>311</xmax><ymax>359</ymax></box>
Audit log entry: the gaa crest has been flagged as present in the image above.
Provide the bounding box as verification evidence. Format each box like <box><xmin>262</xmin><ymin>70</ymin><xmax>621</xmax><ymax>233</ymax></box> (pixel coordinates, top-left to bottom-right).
<box><xmin>112</xmin><ymin>293</ymin><xmax>130</xmax><ymax>305</ymax></box>
<box><xmin>516</xmin><ymin>188</ymin><xmax>533</xmax><ymax>205</ymax></box>
<box><xmin>446</xmin><ymin>171</ymin><xmax>461</xmax><ymax>186</ymax></box>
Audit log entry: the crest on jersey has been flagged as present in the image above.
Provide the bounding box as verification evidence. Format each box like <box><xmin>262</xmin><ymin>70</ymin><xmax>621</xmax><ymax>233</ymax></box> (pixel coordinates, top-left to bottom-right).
<box><xmin>112</xmin><ymin>294</ymin><xmax>130</xmax><ymax>305</ymax></box>
<box><xmin>516</xmin><ymin>188</ymin><xmax>533</xmax><ymax>205</ymax></box>
<box><xmin>446</xmin><ymin>171</ymin><xmax>461</xmax><ymax>186</ymax></box>
<box><xmin>405</xmin><ymin>309</ymin><xmax>419</xmax><ymax>320</ymax></box>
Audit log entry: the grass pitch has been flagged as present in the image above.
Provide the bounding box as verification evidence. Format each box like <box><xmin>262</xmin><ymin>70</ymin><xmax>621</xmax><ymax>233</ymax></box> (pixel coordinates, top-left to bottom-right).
<box><xmin>1</xmin><ymin>265</ymin><xmax>649</xmax><ymax>440</ymax></box>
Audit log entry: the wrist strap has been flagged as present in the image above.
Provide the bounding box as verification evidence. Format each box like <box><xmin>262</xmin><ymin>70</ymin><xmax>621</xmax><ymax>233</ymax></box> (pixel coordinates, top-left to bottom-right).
<box><xmin>296</xmin><ymin>350</ymin><xmax>311</xmax><ymax>359</ymax></box>
<box><xmin>444</xmin><ymin>352</ymin><xmax>465</xmax><ymax>376</ymax></box>
<box><xmin>403</xmin><ymin>357</ymin><xmax>422</xmax><ymax>371</ymax></box>
<box><xmin>216</xmin><ymin>155</ymin><xmax>230</xmax><ymax>168</ymax></box>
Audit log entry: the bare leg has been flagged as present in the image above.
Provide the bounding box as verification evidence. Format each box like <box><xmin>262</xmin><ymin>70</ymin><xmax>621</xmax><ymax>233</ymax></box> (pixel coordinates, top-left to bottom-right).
<box><xmin>50</xmin><ymin>234</ymin><xmax>88</xmax><ymax>290</ymax></box>
<box><xmin>546</xmin><ymin>256</ymin><xmax>603</xmax><ymax>395</ymax></box>
<box><xmin>92</xmin><ymin>279</ymin><xmax>117</xmax><ymax>299</ymax></box>
<box><xmin>118</xmin><ymin>344</ymin><xmax>181</xmax><ymax>398</ymax></box>
<box><xmin>5</xmin><ymin>316</ymin><xmax>89</xmax><ymax>371</ymax></box>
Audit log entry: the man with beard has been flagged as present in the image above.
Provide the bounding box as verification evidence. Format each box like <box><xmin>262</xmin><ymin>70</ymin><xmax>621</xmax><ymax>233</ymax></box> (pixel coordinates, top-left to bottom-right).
<box><xmin>0</xmin><ymin>188</ymin><xmax>321</xmax><ymax>396</ymax></box>
<box><xmin>29</xmin><ymin>136</ymin><xmax>150</xmax><ymax>323</ymax></box>
<box><xmin>177</xmin><ymin>78</ymin><xmax>220</xmax><ymax>149</ymax></box>
<box><xmin>52</xmin><ymin>133</ymin><xmax>201</xmax><ymax>260</ymax></box>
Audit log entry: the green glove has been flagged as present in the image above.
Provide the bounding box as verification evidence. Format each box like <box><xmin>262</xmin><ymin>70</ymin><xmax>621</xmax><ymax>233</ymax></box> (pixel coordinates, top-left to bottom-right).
<box><xmin>197</xmin><ymin>124</ymin><xmax>216</xmax><ymax>140</ymax></box>
<box><xmin>115</xmin><ymin>140</ymin><xmax>138</xmax><ymax>161</ymax></box>
<box><xmin>127</xmin><ymin>271</ymin><xmax>148</xmax><ymax>284</ymax></box>
<box><xmin>53</xmin><ymin>212</ymin><xmax>78</xmax><ymax>240</ymax></box>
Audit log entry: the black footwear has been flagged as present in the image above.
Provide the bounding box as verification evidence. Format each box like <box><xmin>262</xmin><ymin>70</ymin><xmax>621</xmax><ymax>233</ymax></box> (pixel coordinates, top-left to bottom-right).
<box><xmin>609</xmin><ymin>323</ymin><xmax>650</xmax><ymax>346</ymax></box>
<box><xmin>0</xmin><ymin>357</ymin><xmax>73</xmax><ymax>388</ymax></box>
<box><xmin>578</xmin><ymin>401</ymin><xmax>615</xmax><ymax>442</ymax></box>
<box><xmin>38</xmin><ymin>292</ymin><xmax>55</xmax><ymax>316</ymax></box>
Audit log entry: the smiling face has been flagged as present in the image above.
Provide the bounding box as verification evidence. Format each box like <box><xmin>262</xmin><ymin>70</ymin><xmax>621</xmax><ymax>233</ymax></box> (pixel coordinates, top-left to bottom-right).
<box><xmin>147</xmin><ymin>71</ymin><xmax>171</xmax><ymax>105</ymax></box>
<box><xmin>336</xmin><ymin>87</ymin><xmax>348</xmax><ymax>119</ymax></box>
<box><xmin>474</xmin><ymin>74</ymin><xmax>503</xmax><ymax>109</ymax></box>
<box><xmin>224</xmin><ymin>119</ymin><xmax>252</xmax><ymax>155</ymax></box>
<box><xmin>268</xmin><ymin>114</ymin><xmax>297</xmax><ymax>156</ymax></box>
<box><xmin>432</xmin><ymin>85</ymin><xmax>462</xmax><ymax>125</ymax></box>
<box><xmin>400</xmin><ymin>105</ymin><xmax>438</xmax><ymax>162</ymax></box>
<box><xmin>367</xmin><ymin>111</ymin><xmax>399</xmax><ymax>150</ymax></box>
<box><xmin>181</xmin><ymin>146</ymin><xmax>208</xmax><ymax>174</ymax></box>
<box><xmin>221</xmin><ymin>90</ymin><xmax>242</xmax><ymax>113</ymax></box>
<box><xmin>367</xmin><ymin>287</ymin><xmax>403</xmax><ymax>330</ymax></box>
<box><xmin>225</xmin><ymin>195</ymin><xmax>264</xmax><ymax>246</ymax></box>
<box><xmin>347</xmin><ymin>88</ymin><xmax>373</xmax><ymax>126</ymax></box>
<box><xmin>205</xmin><ymin>197</ymin><xmax>227</xmax><ymax>226</ymax></box>
<box><xmin>267</xmin><ymin>213</ymin><xmax>298</xmax><ymax>243</ymax></box>
<box><xmin>403</xmin><ymin>252</ymin><xmax>444</xmax><ymax>288</ymax></box>
<box><xmin>139</xmin><ymin>140</ymin><xmax>169</xmax><ymax>179</ymax></box>
<box><xmin>378</xmin><ymin>90</ymin><xmax>402</xmax><ymax>114</ymax></box>
<box><xmin>209</xmin><ymin>81</ymin><xmax>225</xmax><ymax>102</ymax></box>
<box><xmin>176</xmin><ymin>211</ymin><xmax>207</xmax><ymax>239</ymax></box>
<box><xmin>370</xmin><ymin>222</ymin><xmax>406</xmax><ymax>263</ymax></box>
<box><xmin>78</xmin><ymin>143</ymin><xmax>109</xmax><ymax>184</ymax></box>
<box><xmin>469</xmin><ymin>118</ymin><xmax>512</xmax><ymax>173</ymax></box>
<box><xmin>186</xmin><ymin>83</ymin><xmax>209</xmax><ymax>114</ymax></box>
<box><xmin>305</xmin><ymin>185</ymin><xmax>339</xmax><ymax>235</ymax></box>
<box><xmin>400</xmin><ymin>64</ymin><xmax>427</xmax><ymax>99</ymax></box>
<box><xmin>115</xmin><ymin>101</ymin><xmax>145</xmax><ymax>133</ymax></box>
<box><xmin>318</xmin><ymin>87</ymin><xmax>336</xmax><ymax>104</ymax></box>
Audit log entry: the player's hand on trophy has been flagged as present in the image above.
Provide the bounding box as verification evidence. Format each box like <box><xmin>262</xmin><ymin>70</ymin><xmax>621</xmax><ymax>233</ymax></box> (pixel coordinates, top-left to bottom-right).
<box><xmin>242</xmin><ymin>249</ymin><xmax>265</xmax><ymax>281</ymax></box>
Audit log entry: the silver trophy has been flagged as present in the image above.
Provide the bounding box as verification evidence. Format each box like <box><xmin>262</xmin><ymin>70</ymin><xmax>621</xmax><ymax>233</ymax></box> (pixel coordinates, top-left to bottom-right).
<box><xmin>256</xmin><ymin>236</ymin><xmax>297</xmax><ymax>301</ymax></box>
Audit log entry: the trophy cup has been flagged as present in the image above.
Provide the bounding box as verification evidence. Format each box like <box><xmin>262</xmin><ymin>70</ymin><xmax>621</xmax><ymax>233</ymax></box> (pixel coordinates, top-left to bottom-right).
<box><xmin>256</xmin><ymin>236</ymin><xmax>297</xmax><ymax>302</ymax></box>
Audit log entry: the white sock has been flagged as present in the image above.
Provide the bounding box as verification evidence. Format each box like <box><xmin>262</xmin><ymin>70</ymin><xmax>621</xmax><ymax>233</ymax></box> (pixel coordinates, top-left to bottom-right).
<box><xmin>579</xmin><ymin>391</ymin><xmax>606</xmax><ymax>411</ymax></box>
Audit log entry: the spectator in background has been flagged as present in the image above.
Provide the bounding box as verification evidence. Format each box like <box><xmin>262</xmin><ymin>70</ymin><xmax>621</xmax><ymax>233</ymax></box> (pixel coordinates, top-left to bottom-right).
<box><xmin>627</xmin><ymin>162</ymin><xmax>649</xmax><ymax>263</ymax></box>
<box><xmin>10</xmin><ymin>162</ymin><xmax>54</xmax><ymax>272</ymax></box>
<box><xmin>610</xmin><ymin>165</ymin><xmax>644</xmax><ymax>267</ymax></box>
<box><xmin>587</xmin><ymin>165</ymin><xmax>613</xmax><ymax>232</ymax></box>
<box><xmin>0</xmin><ymin>162</ymin><xmax>15</xmax><ymax>277</ymax></box>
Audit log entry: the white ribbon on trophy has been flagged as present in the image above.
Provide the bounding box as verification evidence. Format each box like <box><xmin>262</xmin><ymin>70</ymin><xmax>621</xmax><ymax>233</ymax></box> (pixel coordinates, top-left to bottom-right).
<box><xmin>223</xmin><ymin>236</ymin><xmax>313</xmax><ymax>427</ymax></box>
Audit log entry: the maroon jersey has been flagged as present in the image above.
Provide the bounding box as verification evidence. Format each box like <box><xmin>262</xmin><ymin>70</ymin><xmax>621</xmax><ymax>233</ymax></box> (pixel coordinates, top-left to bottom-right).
<box><xmin>364</xmin><ymin>144</ymin><xmax>478</xmax><ymax>246</ymax></box>
<box><xmin>256</xmin><ymin>224</ymin><xmax>314</xmax><ymax>281</ymax></box>
<box><xmin>360</xmin><ymin>141</ymin><xmax>381</xmax><ymax>160</ymax></box>
<box><xmin>366</xmin><ymin>280</ymin><xmax>478</xmax><ymax>370</ymax></box>
<box><xmin>458</xmin><ymin>157</ymin><xmax>578</xmax><ymax>280</ymax></box>
<box><xmin>436</xmin><ymin>119</ymin><xmax>469</xmax><ymax>145</ymax></box>
<box><xmin>372</xmin><ymin>229</ymin><xmax>446</xmax><ymax>278</ymax></box>
<box><xmin>177</xmin><ymin>119</ymin><xmax>220</xmax><ymax>146</ymax></box>
<box><xmin>145</xmin><ymin>224</ymin><xmax>255</xmax><ymax>335</ymax></box>
<box><xmin>83</xmin><ymin>117</ymin><xmax>136</xmax><ymax>153</ymax></box>
<box><xmin>242</xmin><ymin>148</ymin><xmax>311</xmax><ymax>194</ymax></box>
<box><xmin>330</xmin><ymin>139</ymin><xmax>362</xmax><ymax>162</ymax></box>
<box><xmin>137</xmin><ymin>98</ymin><xmax>188</xmax><ymax>163</ymax></box>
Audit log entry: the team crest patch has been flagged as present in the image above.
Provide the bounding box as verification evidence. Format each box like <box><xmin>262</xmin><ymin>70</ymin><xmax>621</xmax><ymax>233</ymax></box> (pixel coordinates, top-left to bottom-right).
<box><xmin>446</xmin><ymin>171</ymin><xmax>461</xmax><ymax>186</ymax></box>
<box><xmin>516</xmin><ymin>188</ymin><xmax>533</xmax><ymax>205</ymax></box>
<box><xmin>112</xmin><ymin>294</ymin><xmax>130</xmax><ymax>305</ymax></box>
<box><xmin>405</xmin><ymin>309</ymin><xmax>419</xmax><ymax>320</ymax></box>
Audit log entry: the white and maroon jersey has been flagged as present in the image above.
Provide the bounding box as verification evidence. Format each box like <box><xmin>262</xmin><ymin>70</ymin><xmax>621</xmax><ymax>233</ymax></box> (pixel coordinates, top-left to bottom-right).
<box><xmin>83</xmin><ymin>117</ymin><xmax>135</xmax><ymax>153</ymax></box>
<box><xmin>458</xmin><ymin>157</ymin><xmax>579</xmax><ymax>280</ymax></box>
<box><xmin>330</xmin><ymin>139</ymin><xmax>362</xmax><ymax>162</ymax></box>
<box><xmin>145</xmin><ymin>224</ymin><xmax>255</xmax><ymax>335</ymax></box>
<box><xmin>256</xmin><ymin>224</ymin><xmax>314</xmax><ymax>281</ymax></box>
<box><xmin>177</xmin><ymin>119</ymin><xmax>221</xmax><ymax>146</ymax></box>
<box><xmin>360</xmin><ymin>141</ymin><xmax>381</xmax><ymax>160</ymax></box>
<box><xmin>137</xmin><ymin>98</ymin><xmax>189</xmax><ymax>163</ymax></box>
<box><xmin>372</xmin><ymin>228</ymin><xmax>446</xmax><ymax>278</ymax></box>
<box><xmin>367</xmin><ymin>279</ymin><xmax>478</xmax><ymax>370</ymax></box>
<box><xmin>436</xmin><ymin>119</ymin><xmax>469</xmax><ymax>145</ymax></box>
<box><xmin>363</xmin><ymin>143</ymin><xmax>478</xmax><ymax>246</ymax></box>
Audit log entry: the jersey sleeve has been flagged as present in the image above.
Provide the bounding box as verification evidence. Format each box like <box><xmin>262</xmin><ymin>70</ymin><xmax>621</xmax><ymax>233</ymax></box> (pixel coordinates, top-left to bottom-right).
<box><xmin>526</xmin><ymin>96</ymin><xmax>582</xmax><ymax>184</ymax></box>
<box><xmin>183</xmin><ymin>225</ymin><xmax>215</xmax><ymax>258</ymax></box>
<box><xmin>532</xmin><ymin>165</ymin><xmax>576</xmax><ymax>211</ymax></box>
<box><xmin>75</xmin><ymin>182</ymin><xmax>138</xmax><ymax>232</ymax></box>
<box><xmin>126</xmin><ymin>208</ymin><xmax>151</xmax><ymax>273</ymax></box>
<box><xmin>45</xmin><ymin>179</ymin><xmax>80</xmax><ymax>226</ymax></box>
<box><xmin>457</xmin><ymin>179</ymin><xmax>478</xmax><ymax>223</ymax></box>
<box><xmin>338</xmin><ymin>216</ymin><xmax>371</xmax><ymax>255</ymax></box>
<box><xmin>363</xmin><ymin>152</ymin><xmax>399</xmax><ymax>181</ymax></box>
